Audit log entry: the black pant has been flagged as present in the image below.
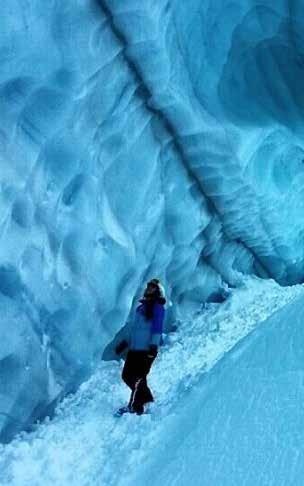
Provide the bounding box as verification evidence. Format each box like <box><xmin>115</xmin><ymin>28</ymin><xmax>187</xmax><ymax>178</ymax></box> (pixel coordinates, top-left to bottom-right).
<box><xmin>122</xmin><ymin>350</ymin><xmax>156</xmax><ymax>414</ymax></box>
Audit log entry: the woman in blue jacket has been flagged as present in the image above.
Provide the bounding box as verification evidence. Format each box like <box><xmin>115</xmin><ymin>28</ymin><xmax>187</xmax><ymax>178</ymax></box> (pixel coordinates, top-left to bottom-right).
<box><xmin>115</xmin><ymin>279</ymin><xmax>166</xmax><ymax>415</ymax></box>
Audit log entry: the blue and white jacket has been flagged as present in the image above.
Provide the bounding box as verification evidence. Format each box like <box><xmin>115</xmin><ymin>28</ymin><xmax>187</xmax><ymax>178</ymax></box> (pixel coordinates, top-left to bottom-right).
<box><xmin>129</xmin><ymin>301</ymin><xmax>165</xmax><ymax>351</ymax></box>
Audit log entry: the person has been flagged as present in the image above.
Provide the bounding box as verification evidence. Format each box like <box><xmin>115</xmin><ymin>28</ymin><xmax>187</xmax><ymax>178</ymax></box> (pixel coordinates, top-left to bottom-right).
<box><xmin>115</xmin><ymin>278</ymin><xmax>166</xmax><ymax>415</ymax></box>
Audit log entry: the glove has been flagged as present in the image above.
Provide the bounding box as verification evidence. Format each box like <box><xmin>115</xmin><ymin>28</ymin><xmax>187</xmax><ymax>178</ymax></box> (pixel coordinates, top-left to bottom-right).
<box><xmin>115</xmin><ymin>340</ymin><xmax>128</xmax><ymax>355</ymax></box>
<box><xmin>147</xmin><ymin>344</ymin><xmax>158</xmax><ymax>359</ymax></box>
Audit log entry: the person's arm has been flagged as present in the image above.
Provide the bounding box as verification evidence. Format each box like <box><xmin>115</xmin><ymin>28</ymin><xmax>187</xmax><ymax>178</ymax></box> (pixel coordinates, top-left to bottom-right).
<box><xmin>148</xmin><ymin>304</ymin><xmax>165</xmax><ymax>356</ymax></box>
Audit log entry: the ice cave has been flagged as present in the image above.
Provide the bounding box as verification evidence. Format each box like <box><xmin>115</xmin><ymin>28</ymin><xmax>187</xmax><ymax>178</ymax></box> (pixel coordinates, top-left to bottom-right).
<box><xmin>1</xmin><ymin>1</ymin><xmax>304</xmax><ymax>485</ymax></box>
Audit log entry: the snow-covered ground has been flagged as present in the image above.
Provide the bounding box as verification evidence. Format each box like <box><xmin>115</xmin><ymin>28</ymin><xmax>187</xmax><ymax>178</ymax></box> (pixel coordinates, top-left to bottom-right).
<box><xmin>1</xmin><ymin>276</ymin><xmax>303</xmax><ymax>486</ymax></box>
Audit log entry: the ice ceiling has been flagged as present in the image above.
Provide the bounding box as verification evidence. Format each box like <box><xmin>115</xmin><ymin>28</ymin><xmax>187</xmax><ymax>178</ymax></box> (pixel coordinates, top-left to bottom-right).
<box><xmin>0</xmin><ymin>0</ymin><xmax>304</xmax><ymax>441</ymax></box>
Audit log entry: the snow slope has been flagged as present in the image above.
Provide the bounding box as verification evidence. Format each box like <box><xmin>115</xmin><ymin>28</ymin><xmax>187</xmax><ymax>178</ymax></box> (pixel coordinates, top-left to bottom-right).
<box><xmin>0</xmin><ymin>277</ymin><xmax>303</xmax><ymax>486</ymax></box>
<box><xmin>141</xmin><ymin>290</ymin><xmax>304</xmax><ymax>486</ymax></box>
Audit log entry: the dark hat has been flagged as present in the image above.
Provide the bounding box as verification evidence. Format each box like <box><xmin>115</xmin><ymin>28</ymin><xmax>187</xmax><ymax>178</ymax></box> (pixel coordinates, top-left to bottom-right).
<box><xmin>145</xmin><ymin>278</ymin><xmax>166</xmax><ymax>303</ymax></box>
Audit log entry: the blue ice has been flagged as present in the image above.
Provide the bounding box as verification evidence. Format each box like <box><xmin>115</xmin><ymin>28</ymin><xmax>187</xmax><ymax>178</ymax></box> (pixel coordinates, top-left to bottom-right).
<box><xmin>1</xmin><ymin>0</ymin><xmax>304</xmax><ymax>442</ymax></box>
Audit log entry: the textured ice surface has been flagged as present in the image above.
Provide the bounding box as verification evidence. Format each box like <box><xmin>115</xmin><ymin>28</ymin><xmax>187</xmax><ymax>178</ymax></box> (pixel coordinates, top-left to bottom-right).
<box><xmin>1</xmin><ymin>0</ymin><xmax>304</xmax><ymax>440</ymax></box>
<box><xmin>0</xmin><ymin>278</ymin><xmax>303</xmax><ymax>485</ymax></box>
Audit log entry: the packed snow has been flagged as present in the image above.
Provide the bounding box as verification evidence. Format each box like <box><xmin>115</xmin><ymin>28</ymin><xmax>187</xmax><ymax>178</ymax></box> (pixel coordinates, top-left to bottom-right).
<box><xmin>0</xmin><ymin>277</ymin><xmax>303</xmax><ymax>486</ymax></box>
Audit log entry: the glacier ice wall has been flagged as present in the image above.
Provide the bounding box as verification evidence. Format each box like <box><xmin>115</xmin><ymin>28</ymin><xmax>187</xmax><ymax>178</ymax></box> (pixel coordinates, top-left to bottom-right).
<box><xmin>1</xmin><ymin>0</ymin><xmax>304</xmax><ymax>441</ymax></box>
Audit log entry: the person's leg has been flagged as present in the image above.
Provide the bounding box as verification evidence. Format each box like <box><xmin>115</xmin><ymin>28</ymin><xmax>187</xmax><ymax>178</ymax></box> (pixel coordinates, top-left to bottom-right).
<box><xmin>122</xmin><ymin>351</ymin><xmax>138</xmax><ymax>408</ymax></box>
<box><xmin>122</xmin><ymin>351</ymin><xmax>136</xmax><ymax>388</ymax></box>
<box><xmin>139</xmin><ymin>353</ymin><xmax>156</xmax><ymax>404</ymax></box>
<box><xmin>141</xmin><ymin>376</ymin><xmax>154</xmax><ymax>403</ymax></box>
<box><xmin>129</xmin><ymin>378</ymin><xmax>145</xmax><ymax>414</ymax></box>
<box><xmin>130</xmin><ymin>353</ymin><xmax>156</xmax><ymax>414</ymax></box>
